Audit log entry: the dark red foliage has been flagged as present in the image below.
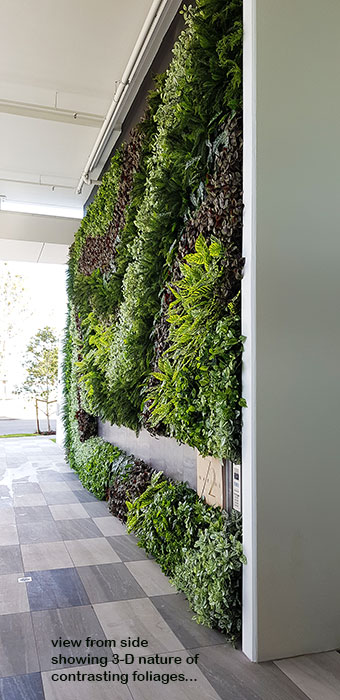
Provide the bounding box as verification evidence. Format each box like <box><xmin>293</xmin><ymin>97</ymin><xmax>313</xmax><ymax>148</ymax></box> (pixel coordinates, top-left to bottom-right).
<box><xmin>108</xmin><ymin>460</ymin><xmax>154</xmax><ymax>522</ymax></box>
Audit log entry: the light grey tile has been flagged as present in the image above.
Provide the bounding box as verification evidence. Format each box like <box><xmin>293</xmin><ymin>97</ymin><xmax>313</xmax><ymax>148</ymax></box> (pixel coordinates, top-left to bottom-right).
<box><xmin>64</xmin><ymin>538</ymin><xmax>121</xmax><ymax>567</ymax></box>
<box><xmin>12</xmin><ymin>482</ymin><xmax>43</xmax><ymax>495</ymax></box>
<box><xmin>77</xmin><ymin>563</ymin><xmax>146</xmax><ymax>603</ymax></box>
<box><xmin>49</xmin><ymin>504</ymin><xmax>90</xmax><ymax>520</ymax></box>
<box><xmin>275</xmin><ymin>651</ymin><xmax>340</xmax><ymax>700</ymax></box>
<box><xmin>0</xmin><ymin>506</ymin><xmax>15</xmax><ymax>524</ymax></box>
<box><xmin>56</xmin><ymin>518</ymin><xmax>103</xmax><ymax>540</ymax></box>
<box><xmin>94</xmin><ymin>598</ymin><xmax>184</xmax><ymax>653</ymax></box>
<box><xmin>0</xmin><ymin>523</ymin><xmax>19</xmax><ymax>545</ymax></box>
<box><xmin>13</xmin><ymin>493</ymin><xmax>47</xmax><ymax>507</ymax></box>
<box><xmin>83</xmin><ymin>501</ymin><xmax>110</xmax><ymax>517</ymax></box>
<box><xmin>0</xmin><ymin>572</ymin><xmax>30</xmax><ymax>614</ymax></box>
<box><xmin>42</xmin><ymin>665</ymin><xmax>132</xmax><ymax>699</ymax></box>
<box><xmin>126</xmin><ymin>560</ymin><xmax>176</xmax><ymax>596</ymax></box>
<box><xmin>39</xmin><ymin>482</ymin><xmax>72</xmax><ymax>493</ymax></box>
<box><xmin>0</xmin><ymin>612</ymin><xmax>39</xmax><ymax>676</ymax></box>
<box><xmin>21</xmin><ymin>541</ymin><xmax>73</xmax><ymax>571</ymax></box>
<box><xmin>93</xmin><ymin>516</ymin><xmax>126</xmax><ymax>536</ymax></box>
<box><xmin>0</xmin><ymin>545</ymin><xmax>23</xmax><ymax>574</ymax></box>
<box><xmin>32</xmin><ymin>606</ymin><xmax>109</xmax><ymax>671</ymax></box>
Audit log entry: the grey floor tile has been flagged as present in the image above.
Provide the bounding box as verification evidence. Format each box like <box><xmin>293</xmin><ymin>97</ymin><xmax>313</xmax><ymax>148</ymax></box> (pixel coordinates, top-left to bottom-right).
<box><xmin>93</xmin><ymin>516</ymin><xmax>127</xmax><ymax>536</ymax></box>
<box><xmin>44</xmin><ymin>491</ymin><xmax>82</xmax><ymax>505</ymax></box>
<box><xmin>151</xmin><ymin>594</ymin><xmax>226</xmax><ymax>649</ymax></box>
<box><xmin>55</xmin><ymin>518</ymin><xmax>103</xmax><ymax>540</ymax></box>
<box><xmin>32</xmin><ymin>605</ymin><xmax>109</xmax><ymax>671</ymax></box>
<box><xmin>120</xmin><ymin>649</ymin><xmax>220</xmax><ymax>700</ymax></box>
<box><xmin>190</xmin><ymin>645</ymin><xmax>311</xmax><ymax>700</ymax></box>
<box><xmin>21</xmin><ymin>541</ymin><xmax>73</xmax><ymax>571</ymax></box>
<box><xmin>26</xmin><ymin>567</ymin><xmax>90</xmax><ymax>611</ymax></box>
<box><xmin>13</xmin><ymin>493</ymin><xmax>46</xmax><ymax>507</ymax></box>
<box><xmin>49</xmin><ymin>504</ymin><xmax>89</xmax><ymax>520</ymax></box>
<box><xmin>0</xmin><ymin>506</ymin><xmax>15</xmax><ymax>524</ymax></box>
<box><xmin>0</xmin><ymin>612</ymin><xmax>39</xmax><ymax>677</ymax></box>
<box><xmin>94</xmin><ymin>598</ymin><xmax>184</xmax><ymax>653</ymax></box>
<box><xmin>0</xmin><ymin>545</ymin><xmax>23</xmax><ymax>575</ymax></box>
<box><xmin>0</xmin><ymin>523</ymin><xmax>19</xmax><ymax>545</ymax></box>
<box><xmin>15</xmin><ymin>506</ymin><xmax>53</xmax><ymax>523</ymax></box>
<box><xmin>12</xmin><ymin>482</ymin><xmax>43</xmax><ymax>495</ymax></box>
<box><xmin>39</xmin><ymin>482</ymin><xmax>72</xmax><ymax>493</ymax></box>
<box><xmin>0</xmin><ymin>485</ymin><xmax>11</xmax><ymax>497</ymax></box>
<box><xmin>42</xmin><ymin>665</ymin><xmax>132</xmax><ymax>699</ymax></box>
<box><xmin>0</xmin><ymin>572</ymin><xmax>30</xmax><ymax>614</ymax></box>
<box><xmin>64</xmin><ymin>537</ymin><xmax>121</xmax><ymax>566</ymax></box>
<box><xmin>62</xmin><ymin>473</ymin><xmax>81</xmax><ymax>483</ymax></box>
<box><xmin>126</xmin><ymin>560</ymin><xmax>176</xmax><ymax>597</ymax></box>
<box><xmin>71</xmin><ymin>490</ymin><xmax>98</xmax><ymax>503</ymax></box>
<box><xmin>106</xmin><ymin>535</ymin><xmax>149</xmax><ymax>562</ymax></box>
<box><xmin>77</xmin><ymin>563</ymin><xmax>146</xmax><ymax>604</ymax></box>
<box><xmin>275</xmin><ymin>651</ymin><xmax>340</xmax><ymax>700</ymax></box>
<box><xmin>37</xmin><ymin>471</ymin><xmax>66</xmax><ymax>482</ymax></box>
<box><xmin>83</xmin><ymin>501</ymin><xmax>110</xmax><ymax>517</ymax></box>
<box><xmin>17</xmin><ymin>520</ymin><xmax>62</xmax><ymax>545</ymax></box>
<box><xmin>0</xmin><ymin>672</ymin><xmax>44</xmax><ymax>700</ymax></box>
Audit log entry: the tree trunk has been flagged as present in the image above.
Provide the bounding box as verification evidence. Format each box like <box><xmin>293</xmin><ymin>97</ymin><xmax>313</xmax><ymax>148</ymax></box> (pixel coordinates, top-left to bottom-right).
<box><xmin>46</xmin><ymin>401</ymin><xmax>51</xmax><ymax>432</ymax></box>
<box><xmin>35</xmin><ymin>398</ymin><xmax>41</xmax><ymax>434</ymax></box>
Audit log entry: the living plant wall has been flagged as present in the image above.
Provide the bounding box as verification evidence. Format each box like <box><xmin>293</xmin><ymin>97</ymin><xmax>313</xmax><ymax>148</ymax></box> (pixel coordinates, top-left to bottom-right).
<box><xmin>63</xmin><ymin>0</ymin><xmax>244</xmax><ymax>476</ymax></box>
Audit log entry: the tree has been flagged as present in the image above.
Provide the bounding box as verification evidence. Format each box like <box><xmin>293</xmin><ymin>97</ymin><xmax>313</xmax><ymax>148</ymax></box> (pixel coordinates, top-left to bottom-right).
<box><xmin>0</xmin><ymin>262</ymin><xmax>30</xmax><ymax>397</ymax></box>
<box><xmin>17</xmin><ymin>326</ymin><xmax>58</xmax><ymax>432</ymax></box>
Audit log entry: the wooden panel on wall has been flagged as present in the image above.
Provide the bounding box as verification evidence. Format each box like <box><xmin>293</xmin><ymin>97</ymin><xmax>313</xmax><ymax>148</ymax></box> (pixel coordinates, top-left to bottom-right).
<box><xmin>197</xmin><ymin>453</ymin><xmax>225</xmax><ymax>508</ymax></box>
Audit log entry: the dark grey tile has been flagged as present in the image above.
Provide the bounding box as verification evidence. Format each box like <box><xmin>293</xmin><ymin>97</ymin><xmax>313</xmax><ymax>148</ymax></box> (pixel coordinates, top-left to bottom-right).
<box><xmin>0</xmin><ymin>612</ymin><xmax>39</xmax><ymax>677</ymax></box>
<box><xmin>77</xmin><ymin>563</ymin><xmax>146</xmax><ymax>604</ymax></box>
<box><xmin>72</xmin><ymin>490</ymin><xmax>98</xmax><ymax>503</ymax></box>
<box><xmin>106</xmin><ymin>534</ymin><xmax>149</xmax><ymax>562</ymax></box>
<box><xmin>12</xmin><ymin>483</ymin><xmax>42</xmax><ymax>495</ymax></box>
<box><xmin>17</xmin><ymin>520</ymin><xmax>62</xmax><ymax>545</ymax></box>
<box><xmin>83</xmin><ymin>501</ymin><xmax>109</xmax><ymax>517</ymax></box>
<box><xmin>32</xmin><ymin>605</ymin><xmax>109</xmax><ymax>670</ymax></box>
<box><xmin>0</xmin><ymin>672</ymin><xmax>44</xmax><ymax>700</ymax></box>
<box><xmin>26</xmin><ymin>568</ymin><xmax>90</xmax><ymax>611</ymax></box>
<box><xmin>0</xmin><ymin>545</ymin><xmax>23</xmax><ymax>574</ymax></box>
<box><xmin>15</xmin><ymin>506</ymin><xmax>53</xmax><ymax>523</ymax></box>
<box><xmin>44</xmin><ymin>491</ymin><xmax>81</xmax><ymax>505</ymax></box>
<box><xmin>56</xmin><ymin>518</ymin><xmax>103</xmax><ymax>540</ymax></box>
<box><xmin>36</xmin><ymin>471</ymin><xmax>65</xmax><ymax>482</ymax></box>
<box><xmin>151</xmin><ymin>593</ymin><xmax>226</xmax><ymax>649</ymax></box>
<box><xmin>62</xmin><ymin>473</ymin><xmax>81</xmax><ymax>483</ymax></box>
<box><xmin>190</xmin><ymin>645</ymin><xmax>311</xmax><ymax>700</ymax></box>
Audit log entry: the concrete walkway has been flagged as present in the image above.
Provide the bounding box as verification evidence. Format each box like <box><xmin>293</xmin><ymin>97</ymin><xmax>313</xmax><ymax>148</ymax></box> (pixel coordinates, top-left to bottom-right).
<box><xmin>0</xmin><ymin>437</ymin><xmax>339</xmax><ymax>699</ymax></box>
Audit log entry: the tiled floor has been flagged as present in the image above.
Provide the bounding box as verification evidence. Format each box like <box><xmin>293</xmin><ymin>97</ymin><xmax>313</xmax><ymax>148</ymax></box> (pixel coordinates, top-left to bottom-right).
<box><xmin>0</xmin><ymin>436</ymin><xmax>339</xmax><ymax>700</ymax></box>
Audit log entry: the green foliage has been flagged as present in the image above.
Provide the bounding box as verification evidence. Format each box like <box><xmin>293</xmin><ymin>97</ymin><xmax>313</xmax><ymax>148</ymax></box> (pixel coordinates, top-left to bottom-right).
<box><xmin>126</xmin><ymin>473</ymin><xmax>222</xmax><ymax>575</ymax></box>
<box><xmin>72</xmin><ymin>437</ymin><xmax>122</xmax><ymax>500</ymax></box>
<box><xmin>147</xmin><ymin>237</ymin><xmax>244</xmax><ymax>461</ymax></box>
<box><xmin>172</xmin><ymin>511</ymin><xmax>246</xmax><ymax>643</ymax></box>
<box><xmin>17</xmin><ymin>326</ymin><xmax>58</xmax><ymax>402</ymax></box>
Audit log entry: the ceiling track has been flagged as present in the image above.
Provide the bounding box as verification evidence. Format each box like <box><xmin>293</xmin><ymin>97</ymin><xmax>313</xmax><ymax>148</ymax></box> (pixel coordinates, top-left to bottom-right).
<box><xmin>0</xmin><ymin>98</ymin><xmax>104</xmax><ymax>127</ymax></box>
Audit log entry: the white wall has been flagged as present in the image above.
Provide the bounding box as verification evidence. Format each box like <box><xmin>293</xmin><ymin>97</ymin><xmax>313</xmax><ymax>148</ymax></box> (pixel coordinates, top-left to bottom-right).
<box><xmin>243</xmin><ymin>0</ymin><xmax>340</xmax><ymax>661</ymax></box>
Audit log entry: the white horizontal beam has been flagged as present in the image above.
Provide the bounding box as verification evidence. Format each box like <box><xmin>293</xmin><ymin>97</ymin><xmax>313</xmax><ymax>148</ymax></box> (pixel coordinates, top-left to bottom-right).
<box><xmin>0</xmin><ymin>98</ymin><xmax>104</xmax><ymax>127</ymax></box>
<box><xmin>0</xmin><ymin>210</ymin><xmax>80</xmax><ymax>245</ymax></box>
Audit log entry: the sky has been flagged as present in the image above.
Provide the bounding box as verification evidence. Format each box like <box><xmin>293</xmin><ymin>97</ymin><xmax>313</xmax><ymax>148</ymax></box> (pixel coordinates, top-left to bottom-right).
<box><xmin>0</xmin><ymin>260</ymin><xmax>67</xmax><ymax>397</ymax></box>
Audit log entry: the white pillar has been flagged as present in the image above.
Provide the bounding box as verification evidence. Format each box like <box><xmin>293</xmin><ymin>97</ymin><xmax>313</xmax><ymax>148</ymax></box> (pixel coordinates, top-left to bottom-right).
<box><xmin>242</xmin><ymin>0</ymin><xmax>340</xmax><ymax>661</ymax></box>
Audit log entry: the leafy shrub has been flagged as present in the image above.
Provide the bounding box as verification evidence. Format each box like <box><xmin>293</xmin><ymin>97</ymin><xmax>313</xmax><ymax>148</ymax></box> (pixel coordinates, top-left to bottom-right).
<box><xmin>172</xmin><ymin>512</ymin><xmax>245</xmax><ymax>643</ymax></box>
<box><xmin>126</xmin><ymin>473</ymin><xmax>222</xmax><ymax>575</ymax></box>
<box><xmin>108</xmin><ymin>459</ymin><xmax>154</xmax><ymax>522</ymax></box>
<box><xmin>72</xmin><ymin>438</ymin><xmax>123</xmax><ymax>500</ymax></box>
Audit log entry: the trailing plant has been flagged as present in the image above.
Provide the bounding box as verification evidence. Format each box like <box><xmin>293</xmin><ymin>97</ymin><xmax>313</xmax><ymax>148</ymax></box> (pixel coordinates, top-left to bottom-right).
<box><xmin>172</xmin><ymin>511</ymin><xmax>245</xmax><ymax>643</ymax></box>
<box><xmin>73</xmin><ymin>437</ymin><xmax>123</xmax><ymax>500</ymax></box>
<box><xmin>108</xmin><ymin>459</ymin><xmax>154</xmax><ymax>522</ymax></box>
<box><xmin>126</xmin><ymin>473</ymin><xmax>222</xmax><ymax>575</ymax></box>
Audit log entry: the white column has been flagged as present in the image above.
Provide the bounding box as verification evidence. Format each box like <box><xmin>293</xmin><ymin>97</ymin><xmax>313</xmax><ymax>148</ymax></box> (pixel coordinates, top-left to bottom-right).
<box><xmin>242</xmin><ymin>0</ymin><xmax>340</xmax><ymax>661</ymax></box>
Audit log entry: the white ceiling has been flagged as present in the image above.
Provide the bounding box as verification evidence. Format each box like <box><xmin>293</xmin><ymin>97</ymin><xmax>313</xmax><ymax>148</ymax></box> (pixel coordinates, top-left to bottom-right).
<box><xmin>0</xmin><ymin>0</ymin><xmax>155</xmax><ymax>211</ymax></box>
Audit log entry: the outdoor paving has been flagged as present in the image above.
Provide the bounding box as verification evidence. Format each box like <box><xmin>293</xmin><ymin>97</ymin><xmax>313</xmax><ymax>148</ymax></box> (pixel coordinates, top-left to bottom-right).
<box><xmin>0</xmin><ymin>437</ymin><xmax>338</xmax><ymax>700</ymax></box>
